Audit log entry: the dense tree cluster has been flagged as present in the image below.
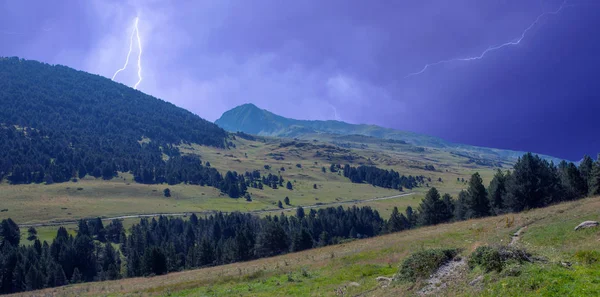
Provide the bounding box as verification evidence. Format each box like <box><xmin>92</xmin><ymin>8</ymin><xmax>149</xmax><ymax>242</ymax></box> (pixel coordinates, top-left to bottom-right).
<box><xmin>0</xmin><ymin>219</ymin><xmax>122</xmax><ymax>294</ymax></box>
<box><xmin>416</xmin><ymin>153</ymin><xmax>600</xmax><ymax>226</ymax></box>
<box><xmin>0</xmin><ymin>57</ymin><xmax>235</xmax><ymax>193</ymax></box>
<box><xmin>0</xmin><ymin>205</ymin><xmax>383</xmax><ymax>294</ymax></box>
<box><xmin>342</xmin><ymin>164</ymin><xmax>423</xmax><ymax>190</ymax></box>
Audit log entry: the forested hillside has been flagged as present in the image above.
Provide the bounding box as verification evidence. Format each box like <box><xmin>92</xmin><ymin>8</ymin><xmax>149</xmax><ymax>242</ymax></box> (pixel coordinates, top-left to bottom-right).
<box><xmin>0</xmin><ymin>57</ymin><xmax>227</xmax><ymax>186</ymax></box>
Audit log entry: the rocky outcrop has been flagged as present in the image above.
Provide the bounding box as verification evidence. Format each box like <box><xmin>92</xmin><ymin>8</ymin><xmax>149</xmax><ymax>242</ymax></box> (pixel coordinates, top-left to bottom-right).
<box><xmin>574</xmin><ymin>221</ymin><xmax>599</xmax><ymax>231</ymax></box>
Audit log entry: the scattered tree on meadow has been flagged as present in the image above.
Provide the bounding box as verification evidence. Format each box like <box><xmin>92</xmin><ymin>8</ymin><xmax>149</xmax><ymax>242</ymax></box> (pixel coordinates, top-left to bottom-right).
<box><xmin>27</xmin><ymin>227</ymin><xmax>37</xmax><ymax>241</ymax></box>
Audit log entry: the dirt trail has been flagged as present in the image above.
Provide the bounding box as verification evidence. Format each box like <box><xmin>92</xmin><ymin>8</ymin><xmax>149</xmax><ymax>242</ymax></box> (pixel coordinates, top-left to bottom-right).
<box><xmin>510</xmin><ymin>226</ymin><xmax>527</xmax><ymax>246</ymax></box>
<box><xmin>417</xmin><ymin>258</ymin><xmax>467</xmax><ymax>296</ymax></box>
<box><xmin>18</xmin><ymin>192</ymin><xmax>415</xmax><ymax>228</ymax></box>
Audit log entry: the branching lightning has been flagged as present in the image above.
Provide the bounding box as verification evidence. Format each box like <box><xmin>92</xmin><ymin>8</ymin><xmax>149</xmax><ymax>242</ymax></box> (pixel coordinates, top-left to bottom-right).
<box><xmin>112</xmin><ymin>17</ymin><xmax>143</xmax><ymax>89</ymax></box>
<box><xmin>405</xmin><ymin>1</ymin><xmax>572</xmax><ymax>78</ymax></box>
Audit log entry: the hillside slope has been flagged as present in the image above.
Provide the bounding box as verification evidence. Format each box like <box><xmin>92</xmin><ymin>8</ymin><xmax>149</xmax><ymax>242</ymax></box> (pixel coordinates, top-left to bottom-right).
<box><xmin>215</xmin><ymin>103</ymin><xmax>562</xmax><ymax>163</ymax></box>
<box><xmin>0</xmin><ymin>57</ymin><xmax>226</xmax><ymax>185</ymax></box>
<box><xmin>20</xmin><ymin>196</ymin><xmax>600</xmax><ymax>297</ymax></box>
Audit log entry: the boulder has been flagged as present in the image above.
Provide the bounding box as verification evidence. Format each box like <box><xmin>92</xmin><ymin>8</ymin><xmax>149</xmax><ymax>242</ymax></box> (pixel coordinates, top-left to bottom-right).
<box><xmin>376</xmin><ymin>276</ymin><xmax>393</xmax><ymax>282</ymax></box>
<box><xmin>574</xmin><ymin>221</ymin><xmax>599</xmax><ymax>231</ymax></box>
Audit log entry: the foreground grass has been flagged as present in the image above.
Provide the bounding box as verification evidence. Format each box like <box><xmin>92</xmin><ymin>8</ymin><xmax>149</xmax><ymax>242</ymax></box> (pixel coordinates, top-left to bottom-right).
<box><xmin>18</xmin><ymin>196</ymin><xmax>600</xmax><ymax>296</ymax></box>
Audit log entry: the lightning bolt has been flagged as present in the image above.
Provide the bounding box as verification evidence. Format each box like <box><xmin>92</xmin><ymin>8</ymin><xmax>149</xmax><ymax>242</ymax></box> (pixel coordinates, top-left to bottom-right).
<box><xmin>329</xmin><ymin>104</ymin><xmax>341</xmax><ymax>121</ymax></box>
<box><xmin>405</xmin><ymin>1</ymin><xmax>572</xmax><ymax>78</ymax></box>
<box><xmin>112</xmin><ymin>17</ymin><xmax>143</xmax><ymax>89</ymax></box>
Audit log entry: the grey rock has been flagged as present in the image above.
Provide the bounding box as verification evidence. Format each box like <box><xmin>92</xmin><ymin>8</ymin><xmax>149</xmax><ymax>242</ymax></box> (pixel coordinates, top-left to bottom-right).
<box><xmin>376</xmin><ymin>276</ymin><xmax>393</xmax><ymax>282</ymax></box>
<box><xmin>574</xmin><ymin>221</ymin><xmax>599</xmax><ymax>231</ymax></box>
<box><xmin>469</xmin><ymin>275</ymin><xmax>483</xmax><ymax>286</ymax></box>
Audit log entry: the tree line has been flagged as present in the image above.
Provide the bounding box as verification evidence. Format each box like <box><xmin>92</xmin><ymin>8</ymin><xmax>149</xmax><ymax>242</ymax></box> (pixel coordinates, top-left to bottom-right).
<box><xmin>400</xmin><ymin>152</ymin><xmax>600</xmax><ymax>231</ymax></box>
<box><xmin>342</xmin><ymin>164</ymin><xmax>424</xmax><ymax>190</ymax></box>
<box><xmin>0</xmin><ymin>205</ymin><xmax>383</xmax><ymax>294</ymax></box>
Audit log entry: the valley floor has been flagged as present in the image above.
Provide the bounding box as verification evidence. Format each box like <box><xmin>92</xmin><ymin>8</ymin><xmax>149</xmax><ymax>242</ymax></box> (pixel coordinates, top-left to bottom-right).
<box><xmin>14</xmin><ymin>196</ymin><xmax>600</xmax><ymax>296</ymax></box>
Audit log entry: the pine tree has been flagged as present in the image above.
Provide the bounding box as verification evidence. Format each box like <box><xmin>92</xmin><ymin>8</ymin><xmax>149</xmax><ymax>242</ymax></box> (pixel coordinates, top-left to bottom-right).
<box><xmin>453</xmin><ymin>190</ymin><xmax>469</xmax><ymax>220</ymax></box>
<box><xmin>405</xmin><ymin>206</ymin><xmax>416</xmax><ymax>229</ymax></box>
<box><xmin>589</xmin><ymin>155</ymin><xmax>600</xmax><ymax>196</ymax></box>
<box><xmin>387</xmin><ymin>207</ymin><xmax>405</xmax><ymax>232</ymax></box>
<box><xmin>27</xmin><ymin>227</ymin><xmax>37</xmax><ymax>241</ymax></box>
<box><xmin>466</xmin><ymin>173</ymin><xmax>490</xmax><ymax>218</ymax></box>
<box><xmin>0</xmin><ymin>218</ymin><xmax>20</xmax><ymax>246</ymax></box>
<box><xmin>417</xmin><ymin>187</ymin><xmax>448</xmax><ymax>226</ymax></box>
<box><xmin>291</xmin><ymin>229</ymin><xmax>313</xmax><ymax>252</ymax></box>
<box><xmin>70</xmin><ymin>268</ymin><xmax>82</xmax><ymax>284</ymax></box>
<box><xmin>441</xmin><ymin>193</ymin><xmax>455</xmax><ymax>222</ymax></box>
<box><xmin>558</xmin><ymin>161</ymin><xmax>586</xmax><ymax>200</ymax></box>
<box><xmin>488</xmin><ymin>169</ymin><xmax>507</xmax><ymax>214</ymax></box>
<box><xmin>579</xmin><ymin>155</ymin><xmax>594</xmax><ymax>194</ymax></box>
<box><xmin>76</xmin><ymin>219</ymin><xmax>90</xmax><ymax>237</ymax></box>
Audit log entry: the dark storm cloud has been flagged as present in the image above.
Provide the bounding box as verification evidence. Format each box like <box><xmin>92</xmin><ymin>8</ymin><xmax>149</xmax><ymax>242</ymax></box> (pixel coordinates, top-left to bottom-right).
<box><xmin>1</xmin><ymin>0</ymin><xmax>598</xmax><ymax>159</ymax></box>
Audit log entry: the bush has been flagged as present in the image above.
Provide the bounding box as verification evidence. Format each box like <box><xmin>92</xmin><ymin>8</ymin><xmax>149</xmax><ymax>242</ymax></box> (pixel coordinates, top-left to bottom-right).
<box><xmin>396</xmin><ymin>248</ymin><xmax>459</xmax><ymax>282</ymax></box>
<box><xmin>574</xmin><ymin>250</ymin><xmax>600</xmax><ymax>265</ymax></box>
<box><xmin>469</xmin><ymin>246</ymin><xmax>503</xmax><ymax>272</ymax></box>
<box><xmin>469</xmin><ymin>245</ymin><xmax>532</xmax><ymax>272</ymax></box>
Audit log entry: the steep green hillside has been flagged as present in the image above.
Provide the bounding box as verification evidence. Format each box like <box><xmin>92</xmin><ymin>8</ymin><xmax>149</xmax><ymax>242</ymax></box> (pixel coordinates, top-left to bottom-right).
<box><xmin>215</xmin><ymin>103</ymin><xmax>562</xmax><ymax>163</ymax></box>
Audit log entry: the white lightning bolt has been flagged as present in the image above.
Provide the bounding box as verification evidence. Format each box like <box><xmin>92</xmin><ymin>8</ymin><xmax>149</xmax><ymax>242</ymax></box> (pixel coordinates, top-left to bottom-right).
<box><xmin>329</xmin><ymin>103</ymin><xmax>341</xmax><ymax>121</ymax></box>
<box><xmin>112</xmin><ymin>17</ymin><xmax>143</xmax><ymax>89</ymax></box>
<box><xmin>405</xmin><ymin>1</ymin><xmax>572</xmax><ymax>78</ymax></box>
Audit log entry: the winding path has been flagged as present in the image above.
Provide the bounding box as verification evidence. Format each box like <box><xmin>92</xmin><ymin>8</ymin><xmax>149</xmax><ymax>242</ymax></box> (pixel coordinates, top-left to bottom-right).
<box><xmin>18</xmin><ymin>192</ymin><xmax>415</xmax><ymax>228</ymax></box>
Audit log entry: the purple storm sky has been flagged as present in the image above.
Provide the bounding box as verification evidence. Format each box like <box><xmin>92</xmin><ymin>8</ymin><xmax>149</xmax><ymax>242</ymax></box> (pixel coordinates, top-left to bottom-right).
<box><xmin>1</xmin><ymin>0</ymin><xmax>599</xmax><ymax>160</ymax></box>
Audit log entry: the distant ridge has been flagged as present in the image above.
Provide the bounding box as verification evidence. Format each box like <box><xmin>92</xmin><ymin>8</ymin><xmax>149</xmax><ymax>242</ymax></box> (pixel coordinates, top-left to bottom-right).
<box><xmin>215</xmin><ymin>103</ymin><xmax>563</xmax><ymax>163</ymax></box>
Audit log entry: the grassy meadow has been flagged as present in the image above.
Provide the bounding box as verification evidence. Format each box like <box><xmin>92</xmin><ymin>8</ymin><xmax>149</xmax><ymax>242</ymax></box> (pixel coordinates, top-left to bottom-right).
<box><xmin>0</xmin><ymin>135</ymin><xmax>500</xmax><ymax>225</ymax></box>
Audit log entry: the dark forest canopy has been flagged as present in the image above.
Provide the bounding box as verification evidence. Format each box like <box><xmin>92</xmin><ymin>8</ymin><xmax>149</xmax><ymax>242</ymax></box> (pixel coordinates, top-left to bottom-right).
<box><xmin>342</xmin><ymin>164</ymin><xmax>423</xmax><ymax>190</ymax></box>
<box><xmin>0</xmin><ymin>205</ymin><xmax>384</xmax><ymax>294</ymax></box>
<box><xmin>0</xmin><ymin>57</ymin><xmax>229</xmax><ymax>190</ymax></box>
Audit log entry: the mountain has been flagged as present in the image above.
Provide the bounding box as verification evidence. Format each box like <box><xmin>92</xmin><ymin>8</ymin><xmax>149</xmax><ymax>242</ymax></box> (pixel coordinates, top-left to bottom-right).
<box><xmin>0</xmin><ymin>57</ymin><xmax>227</xmax><ymax>186</ymax></box>
<box><xmin>215</xmin><ymin>103</ymin><xmax>562</xmax><ymax>163</ymax></box>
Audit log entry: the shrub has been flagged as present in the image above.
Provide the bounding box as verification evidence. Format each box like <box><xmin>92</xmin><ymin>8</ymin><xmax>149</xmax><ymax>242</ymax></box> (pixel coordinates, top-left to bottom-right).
<box><xmin>469</xmin><ymin>246</ymin><xmax>503</xmax><ymax>272</ymax></box>
<box><xmin>469</xmin><ymin>245</ymin><xmax>532</xmax><ymax>272</ymax></box>
<box><xmin>396</xmin><ymin>248</ymin><xmax>459</xmax><ymax>282</ymax></box>
<box><xmin>574</xmin><ymin>250</ymin><xmax>600</xmax><ymax>265</ymax></box>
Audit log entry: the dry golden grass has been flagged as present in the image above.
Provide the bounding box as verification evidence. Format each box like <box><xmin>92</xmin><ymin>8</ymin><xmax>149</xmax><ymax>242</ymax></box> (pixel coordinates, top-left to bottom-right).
<box><xmin>1</xmin><ymin>136</ymin><xmax>498</xmax><ymax>225</ymax></box>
